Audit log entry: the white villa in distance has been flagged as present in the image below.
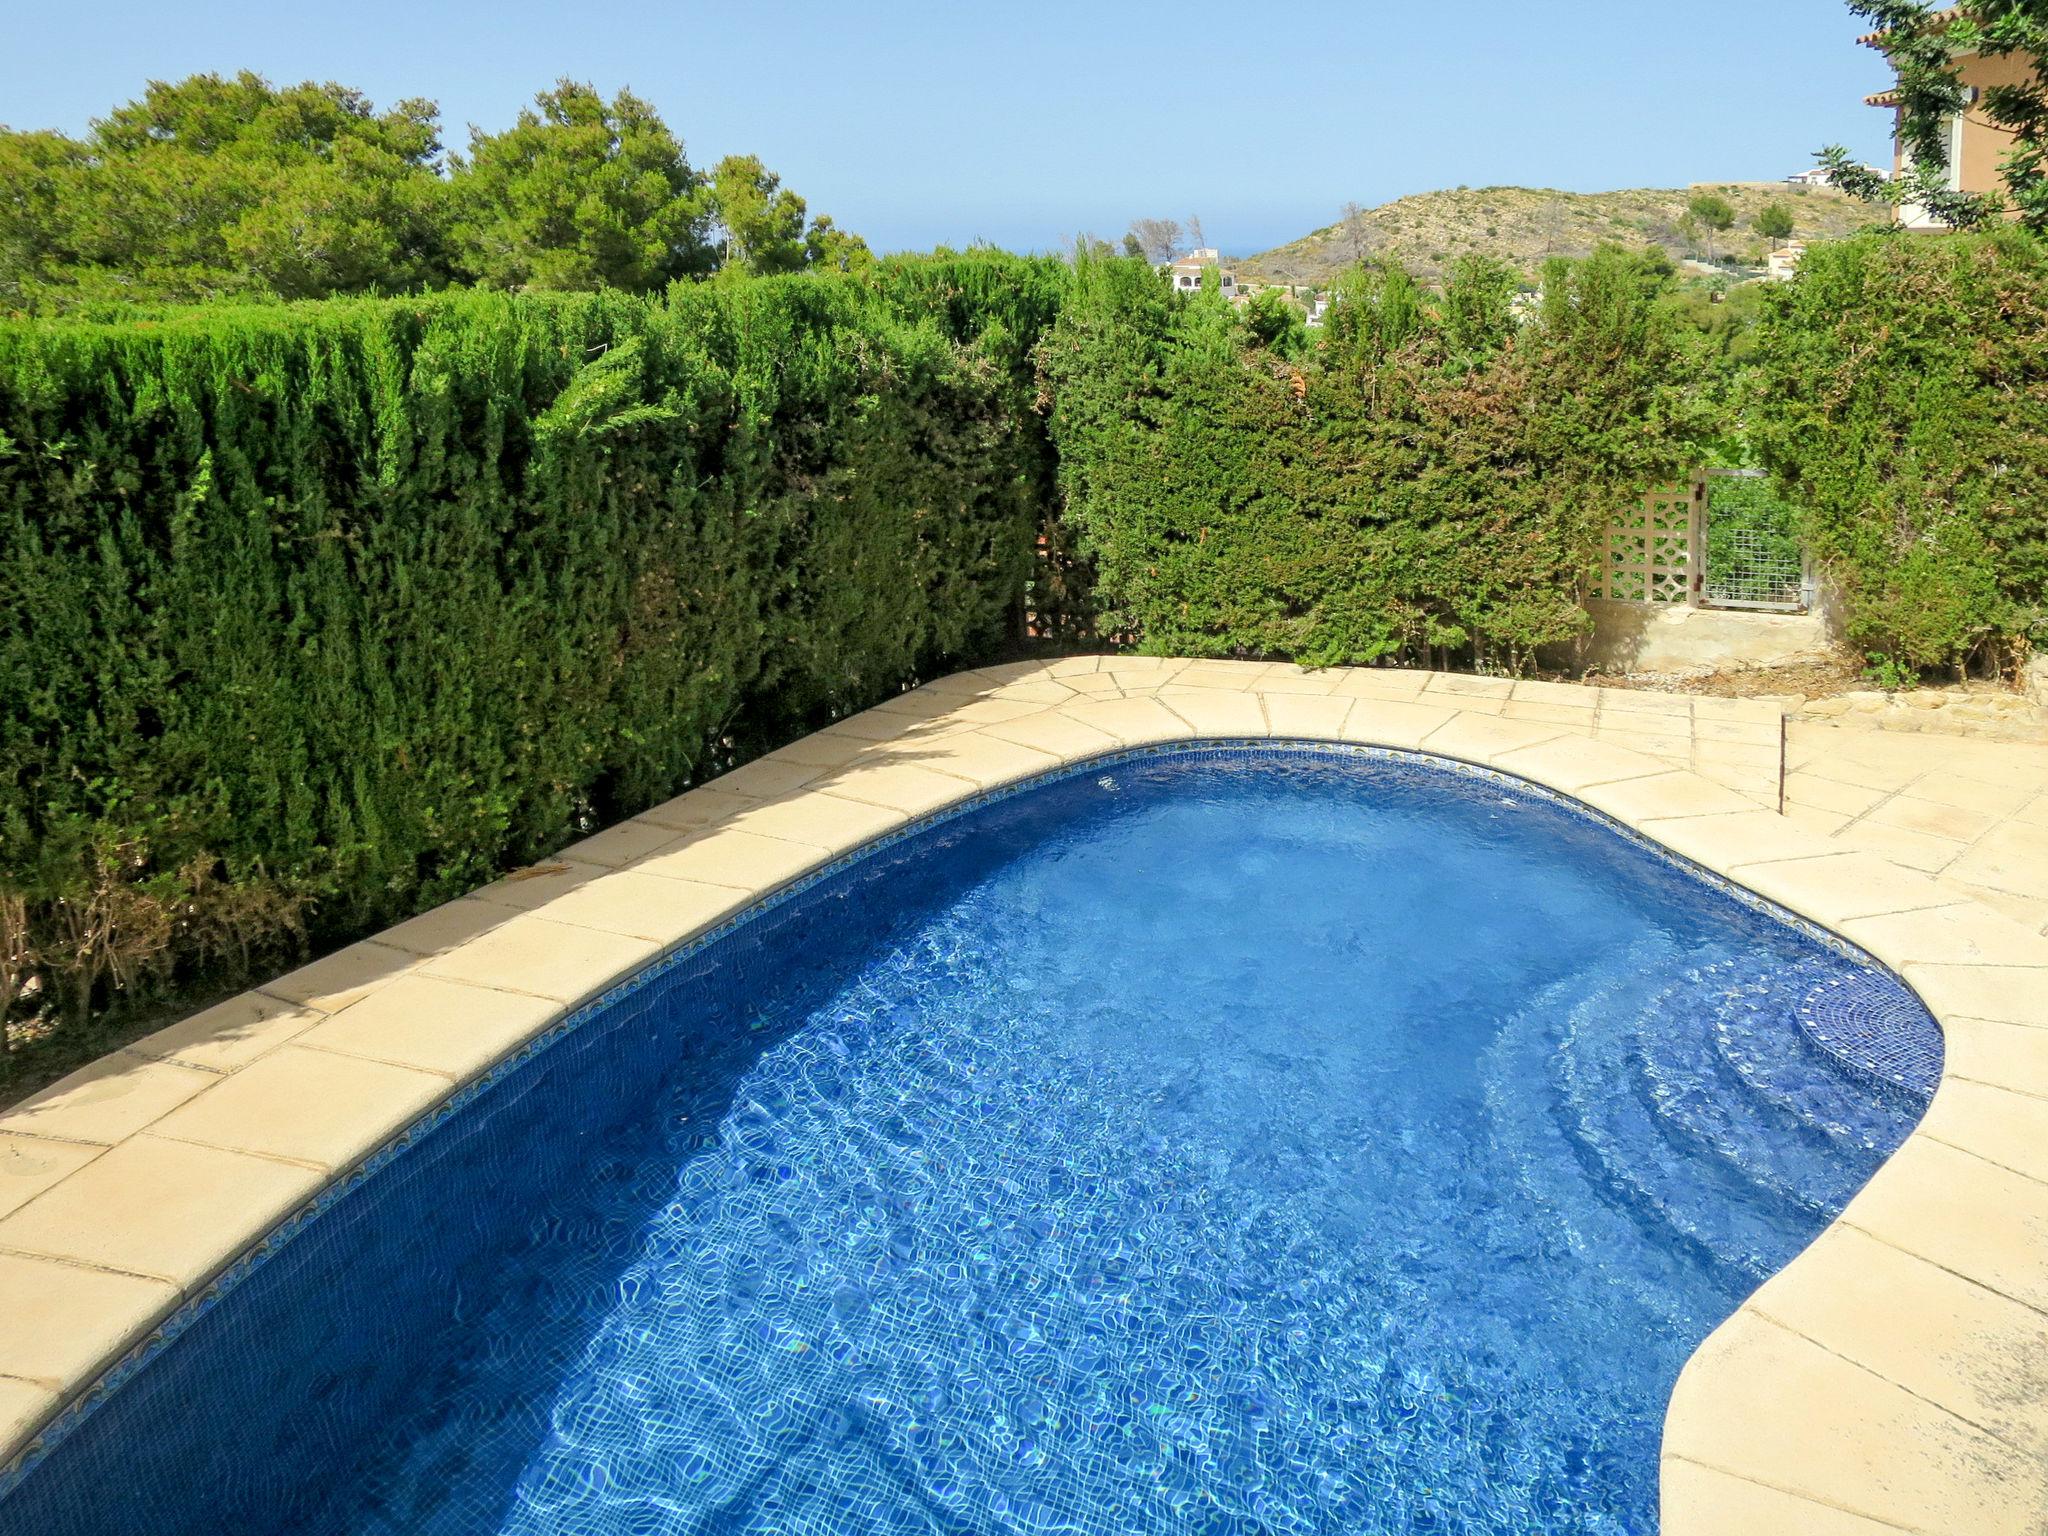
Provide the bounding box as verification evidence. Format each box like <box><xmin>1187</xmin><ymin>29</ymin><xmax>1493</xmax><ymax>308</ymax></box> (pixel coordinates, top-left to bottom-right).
<box><xmin>1784</xmin><ymin>163</ymin><xmax>1886</xmax><ymax>188</ymax></box>
<box><xmin>1168</xmin><ymin>248</ymin><xmax>1238</xmax><ymax>297</ymax></box>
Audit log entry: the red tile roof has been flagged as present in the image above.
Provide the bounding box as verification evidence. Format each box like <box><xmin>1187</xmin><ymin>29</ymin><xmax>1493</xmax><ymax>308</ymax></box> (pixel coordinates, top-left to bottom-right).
<box><xmin>1858</xmin><ymin>5</ymin><xmax>1961</xmax><ymax>49</ymax></box>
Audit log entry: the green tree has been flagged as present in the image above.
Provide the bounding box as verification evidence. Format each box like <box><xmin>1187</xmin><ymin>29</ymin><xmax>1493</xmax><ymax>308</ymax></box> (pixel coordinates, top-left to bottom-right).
<box><xmin>706</xmin><ymin>154</ymin><xmax>809</xmax><ymax>275</ymax></box>
<box><xmin>0</xmin><ymin>131</ymin><xmax>88</xmax><ymax>310</ymax></box>
<box><xmin>1747</xmin><ymin>231</ymin><xmax>2047</xmax><ymax>673</ymax></box>
<box><xmin>1438</xmin><ymin>253</ymin><xmax>1520</xmax><ymax>364</ymax></box>
<box><xmin>0</xmin><ymin>72</ymin><xmax>453</xmax><ymax>311</ymax></box>
<box><xmin>1239</xmin><ymin>286</ymin><xmax>1307</xmax><ymax>354</ymax></box>
<box><xmin>228</xmin><ymin>135</ymin><xmax>455</xmax><ymax>299</ymax></box>
<box><xmin>1321</xmin><ymin>261</ymin><xmax>1424</xmax><ymax>365</ymax></box>
<box><xmin>449</xmin><ymin>80</ymin><xmax>712</xmax><ymax>291</ymax></box>
<box><xmin>804</xmin><ymin>214</ymin><xmax>873</xmax><ymax>273</ymax></box>
<box><xmin>1677</xmin><ymin>211</ymin><xmax>1704</xmax><ymax>256</ymax></box>
<box><xmin>1042</xmin><ymin>244</ymin><xmax>1700</xmax><ymax>672</ymax></box>
<box><xmin>1821</xmin><ymin>1</ymin><xmax>2048</xmax><ymax>231</ymax></box>
<box><xmin>1755</xmin><ymin>200</ymin><xmax>1796</xmax><ymax>242</ymax></box>
<box><xmin>0</xmin><ymin>254</ymin><xmax>1066</xmax><ymax>1067</ymax></box>
<box><xmin>706</xmin><ymin>155</ymin><xmax>867</xmax><ymax>276</ymax></box>
<box><xmin>1686</xmin><ymin>192</ymin><xmax>1737</xmax><ymax>261</ymax></box>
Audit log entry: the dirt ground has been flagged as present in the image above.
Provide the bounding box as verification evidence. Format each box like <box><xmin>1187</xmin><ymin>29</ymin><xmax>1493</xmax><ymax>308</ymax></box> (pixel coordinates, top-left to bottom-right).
<box><xmin>1573</xmin><ymin>653</ymin><xmax>1866</xmax><ymax>702</ymax></box>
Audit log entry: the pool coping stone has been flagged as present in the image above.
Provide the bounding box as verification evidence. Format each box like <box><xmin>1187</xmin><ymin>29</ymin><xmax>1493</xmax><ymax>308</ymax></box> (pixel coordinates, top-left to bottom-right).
<box><xmin>1</xmin><ymin>659</ymin><xmax>2044</xmax><ymax>1535</ymax></box>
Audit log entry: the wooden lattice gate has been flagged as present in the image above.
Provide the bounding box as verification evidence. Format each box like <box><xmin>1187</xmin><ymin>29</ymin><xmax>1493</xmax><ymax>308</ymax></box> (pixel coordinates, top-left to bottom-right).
<box><xmin>1595</xmin><ymin>483</ymin><xmax>1703</xmax><ymax>605</ymax></box>
<box><xmin>1595</xmin><ymin>476</ymin><xmax>1811</xmax><ymax>613</ymax></box>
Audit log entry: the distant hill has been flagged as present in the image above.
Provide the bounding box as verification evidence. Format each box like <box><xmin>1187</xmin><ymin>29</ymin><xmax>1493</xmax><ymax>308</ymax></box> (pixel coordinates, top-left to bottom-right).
<box><xmin>1237</xmin><ymin>182</ymin><xmax>1877</xmax><ymax>288</ymax></box>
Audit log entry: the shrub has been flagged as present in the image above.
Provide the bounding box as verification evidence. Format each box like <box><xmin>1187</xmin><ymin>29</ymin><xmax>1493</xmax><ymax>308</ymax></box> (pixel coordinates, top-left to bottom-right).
<box><xmin>1239</xmin><ymin>287</ymin><xmax>1308</xmax><ymax>356</ymax></box>
<box><xmin>0</xmin><ymin>256</ymin><xmax>1063</xmax><ymax>1075</ymax></box>
<box><xmin>1039</xmin><ymin>246</ymin><xmax>1703</xmax><ymax>669</ymax></box>
<box><xmin>1747</xmin><ymin>231</ymin><xmax>2048</xmax><ymax>674</ymax></box>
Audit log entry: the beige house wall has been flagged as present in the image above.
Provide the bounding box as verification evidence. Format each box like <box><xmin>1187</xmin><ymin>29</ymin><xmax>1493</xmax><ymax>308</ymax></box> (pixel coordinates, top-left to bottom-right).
<box><xmin>1954</xmin><ymin>51</ymin><xmax>2027</xmax><ymax>197</ymax></box>
<box><xmin>1886</xmin><ymin>49</ymin><xmax>2031</xmax><ymax>207</ymax></box>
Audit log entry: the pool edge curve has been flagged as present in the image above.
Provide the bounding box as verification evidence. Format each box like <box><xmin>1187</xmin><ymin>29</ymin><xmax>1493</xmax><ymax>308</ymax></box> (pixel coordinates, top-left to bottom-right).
<box><xmin>2</xmin><ymin>659</ymin><xmax>2043</xmax><ymax>1536</ymax></box>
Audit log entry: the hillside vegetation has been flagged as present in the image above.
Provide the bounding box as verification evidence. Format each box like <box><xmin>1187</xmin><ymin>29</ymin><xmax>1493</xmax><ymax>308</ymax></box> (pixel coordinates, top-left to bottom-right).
<box><xmin>1240</xmin><ymin>182</ymin><xmax>1875</xmax><ymax>286</ymax></box>
<box><xmin>0</xmin><ymin>72</ymin><xmax>872</xmax><ymax>314</ymax></box>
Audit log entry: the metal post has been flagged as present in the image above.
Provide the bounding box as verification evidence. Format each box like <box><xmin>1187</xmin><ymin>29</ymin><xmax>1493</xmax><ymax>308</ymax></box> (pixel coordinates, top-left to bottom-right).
<box><xmin>1778</xmin><ymin>712</ymin><xmax>1788</xmax><ymax>816</ymax></box>
<box><xmin>1686</xmin><ymin>474</ymin><xmax>1707</xmax><ymax>608</ymax></box>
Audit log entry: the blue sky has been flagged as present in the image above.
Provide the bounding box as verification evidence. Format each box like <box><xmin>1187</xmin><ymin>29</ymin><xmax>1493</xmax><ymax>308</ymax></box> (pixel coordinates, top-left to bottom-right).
<box><xmin>3</xmin><ymin>0</ymin><xmax>1898</xmax><ymax>256</ymax></box>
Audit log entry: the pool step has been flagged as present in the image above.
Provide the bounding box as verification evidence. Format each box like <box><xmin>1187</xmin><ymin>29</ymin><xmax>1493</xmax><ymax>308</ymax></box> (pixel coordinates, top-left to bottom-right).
<box><xmin>1480</xmin><ymin>970</ymin><xmax>1710</xmax><ymax>1335</ymax></box>
<box><xmin>1708</xmin><ymin>972</ymin><xmax>1920</xmax><ymax>1159</ymax></box>
<box><xmin>1632</xmin><ymin>959</ymin><xmax>1884</xmax><ymax>1220</ymax></box>
<box><xmin>1551</xmin><ymin>964</ymin><xmax>1816</xmax><ymax>1288</ymax></box>
<box><xmin>1486</xmin><ymin>940</ymin><xmax>1924</xmax><ymax>1309</ymax></box>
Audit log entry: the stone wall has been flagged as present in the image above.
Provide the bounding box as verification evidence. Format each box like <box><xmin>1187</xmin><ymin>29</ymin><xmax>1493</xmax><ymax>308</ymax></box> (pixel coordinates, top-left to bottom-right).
<box><xmin>1797</xmin><ymin>684</ymin><xmax>2048</xmax><ymax>741</ymax></box>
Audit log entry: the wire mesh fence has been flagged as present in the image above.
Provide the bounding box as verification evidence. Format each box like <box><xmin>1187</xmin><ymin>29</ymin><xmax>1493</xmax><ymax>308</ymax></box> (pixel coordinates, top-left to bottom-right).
<box><xmin>1597</xmin><ymin>474</ymin><xmax>1808</xmax><ymax>614</ymax></box>
<box><xmin>1701</xmin><ymin>470</ymin><xmax>1806</xmax><ymax>612</ymax></box>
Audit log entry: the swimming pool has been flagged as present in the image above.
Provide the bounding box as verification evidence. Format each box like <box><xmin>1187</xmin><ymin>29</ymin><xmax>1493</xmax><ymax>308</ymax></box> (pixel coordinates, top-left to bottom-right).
<box><xmin>0</xmin><ymin>745</ymin><xmax>1939</xmax><ymax>1535</ymax></box>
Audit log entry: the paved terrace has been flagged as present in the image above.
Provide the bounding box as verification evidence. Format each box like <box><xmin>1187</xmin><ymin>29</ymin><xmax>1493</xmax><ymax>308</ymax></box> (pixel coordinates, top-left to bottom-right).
<box><xmin>1785</xmin><ymin>724</ymin><xmax>2048</xmax><ymax>938</ymax></box>
<box><xmin>1</xmin><ymin>659</ymin><xmax>2044</xmax><ymax>1535</ymax></box>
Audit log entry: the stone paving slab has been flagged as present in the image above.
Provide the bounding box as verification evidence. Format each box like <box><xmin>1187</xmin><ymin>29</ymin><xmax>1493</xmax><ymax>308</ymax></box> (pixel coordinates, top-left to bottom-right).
<box><xmin>0</xmin><ymin>659</ymin><xmax>2043</xmax><ymax>1536</ymax></box>
<box><xmin>1786</xmin><ymin>722</ymin><xmax>2048</xmax><ymax>937</ymax></box>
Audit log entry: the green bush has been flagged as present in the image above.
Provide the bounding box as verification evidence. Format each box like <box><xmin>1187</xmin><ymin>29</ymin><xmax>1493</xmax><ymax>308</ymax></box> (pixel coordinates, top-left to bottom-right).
<box><xmin>1040</xmin><ymin>246</ymin><xmax>1703</xmax><ymax>669</ymax></box>
<box><xmin>15</xmin><ymin>226</ymin><xmax>2045</xmax><ymax>1077</ymax></box>
<box><xmin>0</xmin><ymin>256</ymin><xmax>1063</xmax><ymax>1074</ymax></box>
<box><xmin>1747</xmin><ymin>230</ymin><xmax>2048</xmax><ymax>674</ymax></box>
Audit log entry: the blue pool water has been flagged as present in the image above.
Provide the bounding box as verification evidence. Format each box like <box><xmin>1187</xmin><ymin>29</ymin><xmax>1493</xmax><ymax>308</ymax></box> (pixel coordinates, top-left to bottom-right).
<box><xmin>0</xmin><ymin>746</ymin><xmax>1940</xmax><ymax>1536</ymax></box>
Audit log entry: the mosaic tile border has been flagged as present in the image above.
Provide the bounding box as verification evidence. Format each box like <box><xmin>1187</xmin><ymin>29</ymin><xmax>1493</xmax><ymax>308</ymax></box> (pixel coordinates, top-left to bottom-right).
<box><xmin>1796</xmin><ymin>972</ymin><xmax>1943</xmax><ymax>1107</ymax></box>
<box><xmin>0</xmin><ymin>738</ymin><xmax>1932</xmax><ymax>1499</ymax></box>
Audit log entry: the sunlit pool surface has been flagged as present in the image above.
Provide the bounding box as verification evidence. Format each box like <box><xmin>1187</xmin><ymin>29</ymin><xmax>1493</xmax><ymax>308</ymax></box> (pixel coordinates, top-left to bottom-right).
<box><xmin>1</xmin><ymin>747</ymin><xmax>1939</xmax><ymax>1536</ymax></box>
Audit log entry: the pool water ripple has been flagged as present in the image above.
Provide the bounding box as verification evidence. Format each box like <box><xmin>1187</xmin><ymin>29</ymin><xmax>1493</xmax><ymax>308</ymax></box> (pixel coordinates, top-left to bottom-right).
<box><xmin>0</xmin><ymin>751</ymin><xmax>1938</xmax><ymax>1536</ymax></box>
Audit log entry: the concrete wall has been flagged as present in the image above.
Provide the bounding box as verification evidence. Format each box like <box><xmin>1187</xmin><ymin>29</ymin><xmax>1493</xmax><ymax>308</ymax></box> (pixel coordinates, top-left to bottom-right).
<box><xmin>1579</xmin><ymin>598</ymin><xmax>1836</xmax><ymax>676</ymax></box>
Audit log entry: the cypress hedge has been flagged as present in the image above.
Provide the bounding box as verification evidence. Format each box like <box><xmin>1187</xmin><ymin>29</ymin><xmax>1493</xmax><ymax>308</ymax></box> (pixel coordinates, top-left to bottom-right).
<box><xmin>1746</xmin><ymin>231</ymin><xmax>2048</xmax><ymax>675</ymax></box>
<box><xmin>11</xmin><ymin>234</ymin><xmax>2037</xmax><ymax>1075</ymax></box>
<box><xmin>1038</xmin><ymin>247</ymin><xmax>1705</xmax><ymax>670</ymax></box>
<box><xmin>0</xmin><ymin>256</ymin><xmax>1064</xmax><ymax>1074</ymax></box>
